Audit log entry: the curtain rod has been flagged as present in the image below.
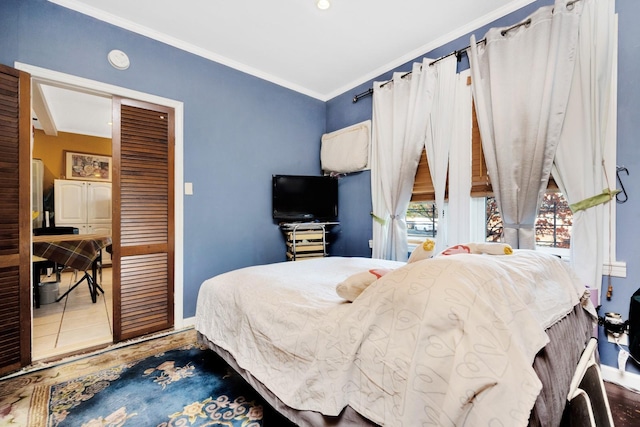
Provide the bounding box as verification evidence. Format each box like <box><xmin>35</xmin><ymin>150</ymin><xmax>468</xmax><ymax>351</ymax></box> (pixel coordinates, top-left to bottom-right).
<box><xmin>351</xmin><ymin>40</ymin><xmax>483</xmax><ymax>103</ymax></box>
<box><xmin>352</xmin><ymin>0</ymin><xmax>583</xmax><ymax>103</ymax></box>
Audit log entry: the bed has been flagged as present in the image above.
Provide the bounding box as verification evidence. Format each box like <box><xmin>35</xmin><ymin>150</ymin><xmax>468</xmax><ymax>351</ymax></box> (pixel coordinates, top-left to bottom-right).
<box><xmin>195</xmin><ymin>250</ymin><xmax>596</xmax><ymax>426</ymax></box>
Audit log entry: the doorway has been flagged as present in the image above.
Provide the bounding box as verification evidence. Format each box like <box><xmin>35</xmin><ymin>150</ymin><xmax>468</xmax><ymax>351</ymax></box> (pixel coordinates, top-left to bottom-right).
<box><xmin>31</xmin><ymin>85</ymin><xmax>115</xmax><ymax>359</ymax></box>
<box><xmin>17</xmin><ymin>62</ymin><xmax>185</xmax><ymax>363</ymax></box>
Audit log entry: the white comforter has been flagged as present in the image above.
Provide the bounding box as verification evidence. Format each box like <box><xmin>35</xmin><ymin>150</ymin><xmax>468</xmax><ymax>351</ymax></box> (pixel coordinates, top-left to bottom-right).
<box><xmin>195</xmin><ymin>251</ymin><xmax>587</xmax><ymax>426</ymax></box>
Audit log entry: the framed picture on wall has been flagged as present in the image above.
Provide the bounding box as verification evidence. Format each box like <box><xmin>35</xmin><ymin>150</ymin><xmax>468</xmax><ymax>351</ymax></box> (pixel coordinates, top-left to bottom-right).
<box><xmin>64</xmin><ymin>151</ymin><xmax>112</xmax><ymax>182</ymax></box>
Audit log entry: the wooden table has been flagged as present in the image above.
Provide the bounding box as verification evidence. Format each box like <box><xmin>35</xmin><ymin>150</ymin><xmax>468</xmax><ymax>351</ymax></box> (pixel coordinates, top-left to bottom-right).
<box><xmin>33</xmin><ymin>234</ymin><xmax>112</xmax><ymax>305</ymax></box>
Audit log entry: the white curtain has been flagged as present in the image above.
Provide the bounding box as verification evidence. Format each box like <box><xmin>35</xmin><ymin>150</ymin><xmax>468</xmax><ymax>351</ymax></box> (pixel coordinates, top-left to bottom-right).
<box><xmin>552</xmin><ymin>0</ymin><xmax>617</xmax><ymax>300</ymax></box>
<box><xmin>424</xmin><ymin>55</ymin><xmax>458</xmax><ymax>253</ymax></box>
<box><xmin>468</xmin><ymin>0</ymin><xmax>582</xmax><ymax>249</ymax></box>
<box><xmin>447</xmin><ymin>70</ymin><xmax>473</xmax><ymax>246</ymax></box>
<box><xmin>371</xmin><ymin>59</ymin><xmax>435</xmax><ymax>260</ymax></box>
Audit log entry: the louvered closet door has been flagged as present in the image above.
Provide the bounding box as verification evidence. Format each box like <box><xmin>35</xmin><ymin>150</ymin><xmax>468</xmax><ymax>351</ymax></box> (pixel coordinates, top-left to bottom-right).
<box><xmin>0</xmin><ymin>64</ymin><xmax>31</xmax><ymax>374</ymax></box>
<box><xmin>112</xmin><ymin>97</ymin><xmax>174</xmax><ymax>342</ymax></box>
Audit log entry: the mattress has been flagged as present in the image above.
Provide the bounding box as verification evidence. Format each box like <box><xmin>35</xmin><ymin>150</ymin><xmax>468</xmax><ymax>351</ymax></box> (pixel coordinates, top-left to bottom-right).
<box><xmin>198</xmin><ymin>303</ymin><xmax>592</xmax><ymax>426</ymax></box>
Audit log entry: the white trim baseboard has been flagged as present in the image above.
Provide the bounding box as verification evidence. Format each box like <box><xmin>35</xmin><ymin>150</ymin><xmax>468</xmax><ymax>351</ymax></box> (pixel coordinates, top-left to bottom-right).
<box><xmin>182</xmin><ymin>316</ymin><xmax>196</xmax><ymax>328</ymax></box>
<box><xmin>601</xmin><ymin>364</ymin><xmax>640</xmax><ymax>392</ymax></box>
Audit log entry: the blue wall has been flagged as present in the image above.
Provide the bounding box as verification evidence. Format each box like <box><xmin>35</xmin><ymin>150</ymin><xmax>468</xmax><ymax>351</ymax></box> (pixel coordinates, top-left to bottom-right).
<box><xmin>602</xmin><ymin>0</ymin><xmax>640</xmax><ymax>375</ymax></box>
<box><xmin>0</xmin><ymin>0</ymin><xmax>326</xmax><ymax>317</ymax></box>
<box><xmin>327</xmin><ymin>0</ymin><xmax>640</xmax><ymax>374</ymax></box>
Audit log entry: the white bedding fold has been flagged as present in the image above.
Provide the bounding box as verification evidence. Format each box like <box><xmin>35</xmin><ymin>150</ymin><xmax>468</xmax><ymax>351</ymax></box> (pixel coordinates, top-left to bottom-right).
<box><xmin>195</xmin><ymin>251</ymin><xmax>585</xmax><ymax>426</ymax></box>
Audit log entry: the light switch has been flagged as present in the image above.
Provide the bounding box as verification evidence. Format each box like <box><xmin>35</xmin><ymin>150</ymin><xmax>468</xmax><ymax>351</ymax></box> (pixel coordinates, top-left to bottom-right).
<box><xmin>185</xmin><ymin>182</ymin><xmax>193</xmax><ymax>195</ymax></box>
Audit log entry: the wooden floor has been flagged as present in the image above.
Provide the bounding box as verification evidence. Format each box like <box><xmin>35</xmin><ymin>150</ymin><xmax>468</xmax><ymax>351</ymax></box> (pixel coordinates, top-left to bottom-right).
<box><xmin>33</xmin><ymin>268</ymin><xmax>112</xmax><ymax>360</ymax></box>
<box><xmin>605</xmin><ymin>381</ymin><xmax>640</xmax><ymax>426</ymax></box>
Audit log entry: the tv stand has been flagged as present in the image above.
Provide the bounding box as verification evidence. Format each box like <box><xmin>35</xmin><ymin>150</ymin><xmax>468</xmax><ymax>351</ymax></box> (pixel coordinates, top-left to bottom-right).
<box><xmin>279</xmin><ymin>222</ymin><xmax>338</xmax><ymax>261</ymax></box>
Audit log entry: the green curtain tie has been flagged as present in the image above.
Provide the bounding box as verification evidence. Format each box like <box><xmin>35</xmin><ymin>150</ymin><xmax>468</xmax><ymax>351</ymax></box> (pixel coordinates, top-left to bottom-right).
<box><xmin>371</xmin><ymin>212</ymin><xmax>386</xmax><ymax>225</ymax></box>
<box><xmin>570</xmin><ymin>188</ymin><xmax>621</xmax><ymax>213</ymax></box>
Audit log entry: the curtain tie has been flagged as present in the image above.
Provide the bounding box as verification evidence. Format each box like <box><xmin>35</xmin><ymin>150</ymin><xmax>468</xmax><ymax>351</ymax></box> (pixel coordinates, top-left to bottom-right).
<box><xmin>503</xmin><ymin>223</ymin><xmax>534</xmax><ymax>230</ymax></box>
<box><xmin>371</xmin><ymin>212</ymin><xmax>386</xmax><ymax>225</ymax></box>
<box><xmin>570</xmin><ymin>188</ymin><xmax>621</xmax><ymax>213</ymax></box>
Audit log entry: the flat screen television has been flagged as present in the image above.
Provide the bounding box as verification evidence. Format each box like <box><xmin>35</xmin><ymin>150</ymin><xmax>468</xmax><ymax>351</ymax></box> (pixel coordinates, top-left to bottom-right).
<box><xmin>272</xmin><ymin>174</ymin><xmax>338</xmax><ymax>222</ymax></box>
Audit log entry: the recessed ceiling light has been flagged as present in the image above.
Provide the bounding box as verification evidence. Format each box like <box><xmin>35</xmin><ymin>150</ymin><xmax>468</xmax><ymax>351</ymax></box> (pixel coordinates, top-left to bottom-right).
<box><xmin>317</xmin><ymin>0</ymin><xmax>330</xmax><ymax>10</ymax></box>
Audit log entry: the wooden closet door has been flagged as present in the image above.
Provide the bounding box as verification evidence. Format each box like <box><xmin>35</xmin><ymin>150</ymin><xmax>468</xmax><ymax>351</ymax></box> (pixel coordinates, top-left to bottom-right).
<box><xmin>0</xmin><ymin>64</ymin><xmax>31</xmax><ymax>375</ymax></box>
<box><xmin>112</xmin><ymin>97</ymin><xmax>174</xmax><ymax>342</ymax></box>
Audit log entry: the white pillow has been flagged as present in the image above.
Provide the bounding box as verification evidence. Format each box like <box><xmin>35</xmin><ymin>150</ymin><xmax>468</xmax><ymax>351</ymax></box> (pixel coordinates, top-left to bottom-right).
<box><xmin>436</xmin><ymin>242</ymin><xmax>513</xmax><ymax>257</ymax></box>
<box><xmin>408</xmin><ymin>238</ymin><xmax>436</xmax><ymax>263</ymax></box>
<box><xmin>437</xmin><ymin>244</ymin><xmax>471</xmax><ymax>257</ymax></box>
<box><xmin>336</xmin><ymin>268</ymin><xmax>391</xmax><ymax>302</ymax></box>
<box><xmin>466</xmin><ymin>242</ymin><xmax>513</xmax><ymax>255</ymax></box>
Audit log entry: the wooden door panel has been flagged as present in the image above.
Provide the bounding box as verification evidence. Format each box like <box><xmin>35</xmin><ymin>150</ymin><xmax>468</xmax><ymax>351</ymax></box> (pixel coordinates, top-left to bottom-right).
<box><xmin>112</xmin><ymin>98</ymin><xmax>174</xmax><ymax>342</ymax></box>
<box><xmin>0</xmin><ymin>267</ymin><xmax>21</xmax><ymax>368</ymax></box>
<box><xmin>0</xmin><ymin>64</ymin><xmax>31</xmax><ymax>375</ymax></box>
<box><xmin>120</xmin><ymin>253</ymin><xmax>169</xmax><ymax>335</ymax></box>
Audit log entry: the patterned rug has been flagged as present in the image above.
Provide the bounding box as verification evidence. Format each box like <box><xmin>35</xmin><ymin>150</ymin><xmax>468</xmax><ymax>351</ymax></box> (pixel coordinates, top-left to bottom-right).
<box><xmin>0</xmin><ymin>329</ymin><xmax>295</xmax><ymax>426</ymax></box>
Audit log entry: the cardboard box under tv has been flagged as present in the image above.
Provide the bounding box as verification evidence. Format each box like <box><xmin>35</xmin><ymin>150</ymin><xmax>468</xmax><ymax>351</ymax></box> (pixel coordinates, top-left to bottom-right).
<box><xmin>280</xmin><ymin>223</ymin><xmax>337</xmax><ymax>261</ymax></box>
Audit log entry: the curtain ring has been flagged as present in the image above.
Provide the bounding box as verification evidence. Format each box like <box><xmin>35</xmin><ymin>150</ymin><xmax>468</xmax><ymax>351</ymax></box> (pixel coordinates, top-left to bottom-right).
<box><xmin>501</xmin><ymin>18</ymin><xmax>532</xmax><ymax>37</ymax></box>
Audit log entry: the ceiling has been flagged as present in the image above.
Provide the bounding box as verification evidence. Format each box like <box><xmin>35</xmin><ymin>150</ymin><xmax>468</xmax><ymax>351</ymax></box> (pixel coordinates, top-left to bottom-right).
<box><xmin>38</xmin><ymin>0</ymin><xmax>535</xmax><ymax>138</ymax></box>
<box><xmin>32</xmin><ymin>83</ymin><xmax>113</xmax><ymax>138</ymax></box>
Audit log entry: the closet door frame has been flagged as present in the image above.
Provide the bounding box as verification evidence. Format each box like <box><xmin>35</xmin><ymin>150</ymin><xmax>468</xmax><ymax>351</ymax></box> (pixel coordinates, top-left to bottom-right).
<box><xmin>13</xmin><ymin>62</ymin><xmax>186</xmax><ymax>346</ymax></box>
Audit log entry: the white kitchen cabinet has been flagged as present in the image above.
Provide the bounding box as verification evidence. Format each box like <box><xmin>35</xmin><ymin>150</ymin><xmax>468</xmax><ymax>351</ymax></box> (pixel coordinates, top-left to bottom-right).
<box><xmin>54</xmin><ymin>179</ymin><xmax>112</xmax><ymax>231</ymax></box>
<box><xmin>54</xmin><ymin>179</ymin><xmax>112</xmax><ymax>262</ymax></box>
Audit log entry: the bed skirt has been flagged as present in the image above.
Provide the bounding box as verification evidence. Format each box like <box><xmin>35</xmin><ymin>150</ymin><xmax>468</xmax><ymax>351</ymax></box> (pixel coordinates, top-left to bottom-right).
<box><xmin>197</xmin><ymin>303</ymin><xmax>594</xmax><ymax>427</ymax></box>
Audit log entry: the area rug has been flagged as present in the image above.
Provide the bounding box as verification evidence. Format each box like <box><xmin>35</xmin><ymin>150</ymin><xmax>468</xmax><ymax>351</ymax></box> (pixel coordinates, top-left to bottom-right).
<box><xmin>0</xmin><ymin>329</ymin><xmax>295</xmax><ymax>426</ymax></box>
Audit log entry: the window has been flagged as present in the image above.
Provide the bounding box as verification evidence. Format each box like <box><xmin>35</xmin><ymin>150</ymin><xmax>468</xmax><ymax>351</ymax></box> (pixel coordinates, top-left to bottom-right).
<box><xmin>485</xmin><ymin>193</ymin><xmax>573</xmax><ymax>249</ymax></box>
<box><xmin>408</xmin><ymin>54</ymin><xmax>623</xmax><ymax>276</ymax></box>
<box><xmin>408</xmin><ymin>194</ymin><xmax>572</xmax><ymax>252</ymax></box>
<box><xmin>409</xmin><ymin>81</ymin><xmax>573</xmax><ymax>256</ymax></box>
<box><xmin>407</xmin><ymin>201</ymin><xmax>437</xmax><ymax>240</ymax></box>
<box><xmin>407</xmin><ymin>148</ymin><xmax>437</xmax><ymax>241</ymax></box>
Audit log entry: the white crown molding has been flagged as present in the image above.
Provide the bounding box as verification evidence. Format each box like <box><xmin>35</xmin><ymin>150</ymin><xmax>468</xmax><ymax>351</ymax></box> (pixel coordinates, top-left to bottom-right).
<box><xmin>47</xmin><ymin>0</ymin><xmax>325</xmax><ymax>100</ymax></box>
<box><xmin>325</xmin><ymin>0</ymin><xmax>537</xmax><ymax>101</ymax></box>
<box><xmin>48</xmin><ymin>0</ymin><xmax>535</xmax><ymax>102</ymax></box>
